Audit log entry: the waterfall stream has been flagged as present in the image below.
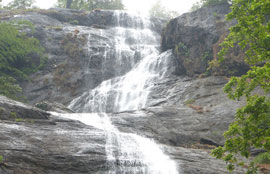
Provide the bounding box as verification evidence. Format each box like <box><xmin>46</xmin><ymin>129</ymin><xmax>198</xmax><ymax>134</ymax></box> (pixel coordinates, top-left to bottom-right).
<box><xmin>54</xmin><ymin>113</ymin><xmax>179</xmax><ymax>174</ymax></box>
<box><xmin>55</xmin><ymin>11</ymin><xmax>180</xmax><ymax>174</ymax></box>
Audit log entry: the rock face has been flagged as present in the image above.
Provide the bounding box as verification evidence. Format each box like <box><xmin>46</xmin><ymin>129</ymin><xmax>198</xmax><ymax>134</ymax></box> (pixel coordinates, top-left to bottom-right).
<box><xmin>0</xmin><ymin>96</ymin><xmax>245</xmax><ymax>174</ymax></box>
<box><xmin>161</xmin><ymin>3</ymin><xmax>249</xmax><ymax>76</ymax></box>
<box><xmin>0</xmin><ymin>96</ymin><xmax>108</xmax><ymax>174</ymax></box>
<box><xmin>111</xmin><ymin>76</ymin><xmax>244</xmax><ymax>147</ymax></box>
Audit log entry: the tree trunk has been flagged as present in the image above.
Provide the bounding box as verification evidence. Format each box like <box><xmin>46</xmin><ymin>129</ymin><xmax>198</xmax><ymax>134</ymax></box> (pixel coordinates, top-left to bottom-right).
<box><xmin>66</xmin><ymin>0</ymin><xmax>72</xmax><ymax>8</ymax></box>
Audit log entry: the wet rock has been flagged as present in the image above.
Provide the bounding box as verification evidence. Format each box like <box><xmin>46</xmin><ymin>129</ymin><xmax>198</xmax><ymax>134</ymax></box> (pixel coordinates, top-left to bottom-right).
<box><xmin>0</xmin><ymin>96</ymin><xmax>245</xmax><ymax>174</ymax></box>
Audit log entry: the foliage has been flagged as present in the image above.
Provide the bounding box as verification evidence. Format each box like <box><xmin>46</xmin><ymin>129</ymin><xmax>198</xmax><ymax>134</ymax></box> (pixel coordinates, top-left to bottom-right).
<box><xmin>175</xmin><ymin>42</ymin><xmax>189</xmax><ymax>57</ymax></box>
<box><xmin>0</xmin><ymin>155</ymin><xmax>3</xmax><ymax>162</ymax></box>
<box><xmin>190</xmin><ymin>0</ymin><xmax>230</xmax><ymax>11</ymax></box>
<box><xmin>190</xmin><ymin>2</ymin><xmax>201</xmax><ymax>11</ymax></box>
<box><xmin>149</xmin><ymin>0</ymin><xmax>179</xmax><ymax>20</ymax></box>
<box><xmin>57</xmin><ymin>0</ymin><xmax>124</xmax><ymax>11</ymax></box>
<box><xmin>5</xmin><ymin>0</ymin><xmax>35</xmax><ymax>9</ymax></box>
<box><xmin>254</xmin><ymin>152</ymin><xmax>270</xmax><ymax>164</ymax></box>
<box><xmin>0</xmin><ymin>21</ymin><xmax>46</xmax><ymax>100</ymax></box>
<box><xmin>211</xmin><ymin>0</ymin><xmax>270</xmax><ymax>173</ymax></box>
<box><xmin>0</xmin><ymin>76</ymin><xmax>22</xmax><ymax>100</ymax></box>
<box><xmin>201</xmin><ymin>0</ymin><xmax>230</xmax><ymax>7</ymax></box>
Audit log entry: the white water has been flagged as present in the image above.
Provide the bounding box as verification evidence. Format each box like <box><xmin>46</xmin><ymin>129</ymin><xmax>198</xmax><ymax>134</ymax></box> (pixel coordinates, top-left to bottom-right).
<box><xmin>53</xmin><ymin>112</ymin><xmax>179</xmax><ymax>174</ymax></box>
<box><xmin>69</xmin><ymin>50</ymin><xmax>175</xmax><ymax>113</ymax></box>
<box><xmin>69</xmin><ymin>11</ymin><xmax>177</xmax><ymax>113</ymax></box>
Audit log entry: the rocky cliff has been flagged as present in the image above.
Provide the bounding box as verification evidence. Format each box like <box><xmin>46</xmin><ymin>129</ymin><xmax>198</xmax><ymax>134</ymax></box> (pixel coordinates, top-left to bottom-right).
<box><xmin>0</xmin><ymin>6</ymin><xmax>249</xmax><ymax>174</ymax></box>
<box><xmin>161</xmin><ymin>3</ymin><xmax>249</xmax><ymax>77</ymax></box>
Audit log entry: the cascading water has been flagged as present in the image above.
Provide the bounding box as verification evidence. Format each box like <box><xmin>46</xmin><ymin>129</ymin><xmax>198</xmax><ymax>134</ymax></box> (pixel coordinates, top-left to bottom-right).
<box><xmin>69</xmin><ymin>11</ymin><xmax>177</xmax><ymax>113</ymax></box>
<box><xmin>61</xmin><ymin>10</ymin><xmax>180</xmax><ymax>174</ymax></box>
<box><xmin>69</xmin><ymin>50</ymin><xmax>177</xmax><ymax>113</ymax></box>
<box><xmin>54</xmin><ymin>112</ymin><xmax>179</xmax><ymax>174</ymax></box>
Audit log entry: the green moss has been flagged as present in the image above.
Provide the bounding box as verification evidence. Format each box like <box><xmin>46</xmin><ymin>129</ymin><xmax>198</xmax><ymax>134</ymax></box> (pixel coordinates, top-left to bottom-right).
<box><xmin>184</xmin><ymin>99</ymin><xmax>195</xmax><ymax>105</ymax></box>
<box><xmin>10</xmin><ymin>112</ymin><xmax>17</xmax><ymax>119</ymax></box>
<box><xmin>69</xmin><ymin>20</ymin><xmax>79</xmax><ymax>25</ymax></box>
<box><xmin>15</xmin><ymin>118</ymin><xmax>34</xmax><ymax>123</ymax></box>
<box><xmin>15</xmin><ymin>118</ymin><xmax>24</xmax><ymax>122</ymax></box>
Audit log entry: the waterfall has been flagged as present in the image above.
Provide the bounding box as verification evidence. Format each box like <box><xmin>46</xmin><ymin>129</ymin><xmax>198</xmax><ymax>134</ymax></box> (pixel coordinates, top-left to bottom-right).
<box><xmin>69</xmin><ymin>11</ymin><xmax>177</xmax><ymax>113</ymax></box>
<box><xmin>54</xmin><ymin>112</ymin><xmax>179</xmax><ymax>174</ymax></box>
<box><xmin>63</xmin><ymin>11</ymin><xmax>180</xmax><ymax>174</ymax></box>
<box><xmin>69</xmin><ymin>50</ymin><xmax>176</xmax><ymax>112</ymax></box>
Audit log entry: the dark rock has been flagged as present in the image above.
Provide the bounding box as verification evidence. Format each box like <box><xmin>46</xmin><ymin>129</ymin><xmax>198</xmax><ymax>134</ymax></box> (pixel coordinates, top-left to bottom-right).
<box><xmin>161</xmin><ymin>3</ymin><xmax>249</xmax><ymax>76</ymax></box>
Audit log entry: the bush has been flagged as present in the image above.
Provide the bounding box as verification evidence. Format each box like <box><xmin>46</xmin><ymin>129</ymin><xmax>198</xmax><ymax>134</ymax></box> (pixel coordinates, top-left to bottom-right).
<box><xmin>0</xmin><ymin>21</ymin><xmax>46</xmax><ymax>100</ymax></box>
<box><xmin>191</xmin><ymin>0</ymin><xmax>230</xmax><ymax>11</ymax></box>
<box><xmin>254</xmin><ymin>152</ymin><xmax>270</xmax><ymax>164</ymax></box>
<box><xmin>0</xmin><ymin>76</ymin><xmax>22</xmax><ymax>100</ymax></box>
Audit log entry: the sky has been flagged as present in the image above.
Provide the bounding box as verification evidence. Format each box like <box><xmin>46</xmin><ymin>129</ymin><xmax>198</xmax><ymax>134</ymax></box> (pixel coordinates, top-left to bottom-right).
<box><xmin>1</xmin><ymin>0</ymin><xmax>200</xmax><ymax>15</ymax></box>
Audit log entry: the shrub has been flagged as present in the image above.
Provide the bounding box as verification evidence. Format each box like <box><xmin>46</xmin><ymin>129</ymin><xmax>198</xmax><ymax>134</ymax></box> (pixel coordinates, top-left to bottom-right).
<box><xmin>0</xmin><ymin>21</ymin><xmax>46</xmax><ymax>100</ymax></box>
<box><xmin>254</xmin><ymin>152</ymin><xmax>270</xmax><ymax>164</ymax></box>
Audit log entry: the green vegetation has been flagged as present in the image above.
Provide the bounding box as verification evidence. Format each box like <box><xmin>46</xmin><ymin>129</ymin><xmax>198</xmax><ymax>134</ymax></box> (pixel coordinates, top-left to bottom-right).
<box><xmin>0</xmin><ymin>155</ymin><xmax>3</xmax><ymax>162</ymax></box>
<box><xmin>0</xmin><ymin>76</ymin><xmax>22</xmax><ymax>100</ymax></box>
<box><xmin>149</xmin><ymin>0</ymin><xmax>179</xmax><ymax>20</ymax></box>
<box><xmin>202</xmin><ymin>51</ymin><xmax>212</xmax><ymax>63</ymax></box>
<box><xmin>0</xmin><ymin>21</ymin><xmax>46</xmax><ymax>100</ymax></box>
<box><xmin>211</xmin><ymin>0</ymin><xmax>270</xmax><ymax>173</ymax></box>
<box><xmin>35</xmin><ymin>102</ymin><xmax>49</xmax><ymax>111</ymax></box>
<box><xmin>191</xmin><ymin>0</ymin><xmax>230</xmax><ymax>11</ymax></box>
<box><xmin>254</xmin><ymin>152</ymin><xmax>270</xmax><ymax>165</ymax></box>
<box><xmin>57</xmin><ymin>0</ymin><xmax>124</xmax><ymax>11</ymax></box>
<box><xmin>10</xmin><ymin>112</ymin><xmax>17</xmax><ymax>119</ymax></box>
<box><xmin>5</xmin><ymin>0</ymin><xmax>35</xmax><ymax>9</ymax></box>
<box><xmin>175</xmin><ymin>42</ymin><xmax>189</xmax><ymax>57</ymax></box>
<box><xmin>184</xmin><ymin>99</ymin><xmax>195</xmax><ymax>105</ymax></box>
